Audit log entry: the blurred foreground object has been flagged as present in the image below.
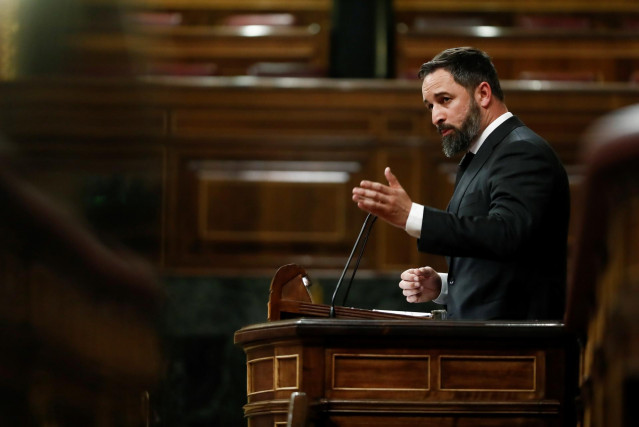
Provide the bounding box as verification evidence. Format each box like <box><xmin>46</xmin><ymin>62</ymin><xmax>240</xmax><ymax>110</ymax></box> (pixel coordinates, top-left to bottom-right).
<box><xmin>565</xmin><ymin>103</ymin><xmax>639</xmax><ymax>426</ymax></box>
<box><xmin>0</xmin><ymin>140</ymin><xmax>164</xmax><ymax>425</ymax></box>
<box><xmin>13</xmin><ymin>0</ymin><xmax>136</xmax><ymax>77</ymax></box>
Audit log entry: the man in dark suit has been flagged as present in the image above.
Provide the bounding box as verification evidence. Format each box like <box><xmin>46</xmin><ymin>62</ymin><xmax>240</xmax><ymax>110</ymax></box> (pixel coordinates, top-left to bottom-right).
<box><xmin>352</xmin><ymin>47</ymin><xmax>569</xmax><ymax>320</ymax></box>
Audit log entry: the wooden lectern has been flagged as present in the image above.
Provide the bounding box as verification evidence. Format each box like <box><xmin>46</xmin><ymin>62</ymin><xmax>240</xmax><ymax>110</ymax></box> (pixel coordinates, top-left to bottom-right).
<box><xmin>266</xmin><ymin>264</ymin><xmax>432</xmax><ymax>321</ymax></box>
<box><xmin>235</xmin><ymin>264</ymin><xmax>579</xmax><ymax>426</ymax></box>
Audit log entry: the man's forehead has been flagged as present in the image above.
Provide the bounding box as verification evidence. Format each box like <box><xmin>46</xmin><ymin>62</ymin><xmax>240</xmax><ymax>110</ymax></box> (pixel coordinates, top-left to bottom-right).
<box><xmin>421</xmin><ymin>69</ymin><xmax>458</xmax><ymax>95</ymax></box>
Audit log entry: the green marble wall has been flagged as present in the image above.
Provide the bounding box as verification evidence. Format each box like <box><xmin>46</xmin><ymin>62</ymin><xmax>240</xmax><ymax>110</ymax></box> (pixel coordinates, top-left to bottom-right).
<box><xmin>152</xmin><ymin>273</ymin><xmax>438</xmax><ymax>426</ymax></box>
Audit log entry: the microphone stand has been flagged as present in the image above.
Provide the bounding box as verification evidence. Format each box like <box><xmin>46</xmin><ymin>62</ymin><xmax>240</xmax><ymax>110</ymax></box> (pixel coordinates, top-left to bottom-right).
<box><xmin>329</xmin><ymin>213</ymin><xmax>377</xmax><ymax>318</ymax></box>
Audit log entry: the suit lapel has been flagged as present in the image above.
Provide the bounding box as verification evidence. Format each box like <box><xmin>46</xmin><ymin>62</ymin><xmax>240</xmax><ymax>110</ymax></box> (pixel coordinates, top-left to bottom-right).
<box><xmin>447</xmin><ymin>116</ymin><xmax>525</xmax><ymax>213</ymax></box>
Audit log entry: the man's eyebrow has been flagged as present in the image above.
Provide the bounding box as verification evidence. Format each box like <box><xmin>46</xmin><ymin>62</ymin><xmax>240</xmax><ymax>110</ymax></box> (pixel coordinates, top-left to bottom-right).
<box><xmin>423</xmin><ymin>91</ymin><xmax>451</xmax><ymax>107</ymax></box>
<box><xmin>433</xmin><ymin>91</ymin><xmax>452</xmax><ymax>99</ymax></box>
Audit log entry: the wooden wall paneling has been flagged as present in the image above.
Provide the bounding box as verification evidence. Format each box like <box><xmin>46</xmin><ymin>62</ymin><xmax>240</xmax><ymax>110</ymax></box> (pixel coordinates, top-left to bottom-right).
<box><xmin>162</xmin><ymin>84</ymin><xmax>429</xmax><ymax>273</ymax></box>
<box><xmin>164</xmin><ymin>141</ymin><xmax>378</xmax><ymax>273</ymax></box>
<box><xmin>170</xmin><ymin>108</ymin><xmax>377</xmax><ymax>138</ymax></box>
<box><xmin>0</xmin><ymin>80</ymin><xmax>170</xmax><ymax>136</ymax></box>
<box><xmin>3</xmin><ymin>78</ymin><xmax>639</xmax><ymax>275</ymax></box>
<box><xmin>141</xmin><ymin>78</ymin><xmax>424</xmax><ymax>112</ymax></box>
<box><xmin>0</xmin><ymin>80</ymin><xmax>169</xmax><ymax>264</ymax></box>
<box><xmin>0</xmin><ymin>107</ymin><xmax>167</xmax><ymax>138</ymax></box>
<box><xmin>374</xmin><ymin>144</ymin><xmax>436</xmax><ymax>271</ymax></box>
<box><xmin>193</xmin><ymin>161</ymin><xmax>349</xmax><ymax>243</ymax></box>
<box><xmin>6</xmin><ymin>143</ymin><xmax>166</xmax><ymax>265</ymax></box>
<box><xmin>381</xmin><ymin>109</ymin><xmax>430</xmax><ymax>138</ymax></box>
<box><xmin>503</xmin><ymin>83</ymin><xmax>639</xmax><ymax>165</ymax></box>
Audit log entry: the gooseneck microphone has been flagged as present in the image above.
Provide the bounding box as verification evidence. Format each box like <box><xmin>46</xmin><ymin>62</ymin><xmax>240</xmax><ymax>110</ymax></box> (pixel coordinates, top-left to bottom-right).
<box><xmin>329</xmin><ymin>213</ymin><xmax>377</xmax><ymax>318</ymax></box>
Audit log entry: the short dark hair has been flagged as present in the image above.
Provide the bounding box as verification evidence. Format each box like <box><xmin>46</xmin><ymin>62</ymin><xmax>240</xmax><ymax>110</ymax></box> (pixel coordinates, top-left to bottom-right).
<box><xmin>418</xmin><ymin>47</ymin><xmax>504</xmax><ymax>101</ymax></box>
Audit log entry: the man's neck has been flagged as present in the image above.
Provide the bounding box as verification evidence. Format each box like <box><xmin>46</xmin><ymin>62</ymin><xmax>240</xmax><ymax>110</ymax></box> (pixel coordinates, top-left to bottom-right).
<box><xmin>469</xmin><ymin>111</ymin><xmax>513</xmax><ymax>154</ymax></box>
<box><xmin>482</xmin><ymin>103</ymin><xmax>509</xmax><ymax>131</ymax></box>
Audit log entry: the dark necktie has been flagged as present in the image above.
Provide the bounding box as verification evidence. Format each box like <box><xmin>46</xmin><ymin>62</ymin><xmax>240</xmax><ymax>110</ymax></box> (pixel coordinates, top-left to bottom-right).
<box><xmin>455</xmin><ymin>152</ymin><xmax>475</xmax><ymax>188</ymax></box>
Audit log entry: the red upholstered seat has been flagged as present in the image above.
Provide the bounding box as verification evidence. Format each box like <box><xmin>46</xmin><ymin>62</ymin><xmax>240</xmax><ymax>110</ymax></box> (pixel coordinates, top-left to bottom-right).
<box><xmin>518</xmin><ymin>70</ymin><xmax>599</xmax><ymax>82</ymax></box>
<box><xmin>144</xmin><ymin>62</ymin><xmax>218</xmax><ymax>76</ymax></box>
<box><xmin>223</xmin><ymin>13</ymin><xmax>296</xmax><ymax>27</ymax></box>
<box><xmin>515</xmin><ymin>15</ymin><xmax>591</xmax><ymax>29</ymax></box>
<box><xmin>246</xmin><ymin>62</ymin><xmax>326</xmax><ymax>78</ymax></box>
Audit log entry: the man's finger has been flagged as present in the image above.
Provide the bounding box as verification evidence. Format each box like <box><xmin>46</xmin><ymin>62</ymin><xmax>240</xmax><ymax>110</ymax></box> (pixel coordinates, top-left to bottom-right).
<box><xmin>367</xmin><ymin>180</ymin><xmax>391</xmax><ymax>194</ymax></box>
<box><xmin>403</xmin><ymin>287</ymin><xmax>421</xmax><ymax>297</ymax></box>
<box><xmin>352</xmin><ymin>187</ymin><xmax>375</xmax><ymax>200</ymax></box>
<box><xmin>399</xmin><ymin>280</ymin><xmax>419</xmax><ymax>290</ymax></box>
<box><xmin>400</xmin><ymin>270</ymin><xmax>418</xmax><ymax>280</ymax></box>
<box><xmin>406</xmin><ymin>293</ymin><xmax>421</xmax><ymax>303</ymax></box>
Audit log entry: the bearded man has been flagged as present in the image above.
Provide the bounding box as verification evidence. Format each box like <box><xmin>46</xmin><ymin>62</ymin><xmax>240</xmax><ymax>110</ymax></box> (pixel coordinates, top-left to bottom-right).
<box><xmin>352</xmin><ymin>47</ymin><xmax>570</xmax><ymax>320</ymax></box>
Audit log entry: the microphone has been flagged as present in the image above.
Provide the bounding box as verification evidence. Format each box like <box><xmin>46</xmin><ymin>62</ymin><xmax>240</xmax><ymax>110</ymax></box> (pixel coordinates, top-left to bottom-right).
<box><xmin>329</xmin><ymin>213</ymin><xmax>377</xmax><ymax>318</ymax></box>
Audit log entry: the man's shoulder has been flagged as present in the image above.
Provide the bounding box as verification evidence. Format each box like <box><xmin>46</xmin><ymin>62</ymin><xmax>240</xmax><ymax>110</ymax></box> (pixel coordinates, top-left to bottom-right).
<box><xmin>497</xmin><ymin>116</ymin><xmax>550</xmax><ymax>148</ymax></box>
<box><xmin>495</xmin><ymin>124</ymin><xmax>566</xmax><ymax>173</ymax></box>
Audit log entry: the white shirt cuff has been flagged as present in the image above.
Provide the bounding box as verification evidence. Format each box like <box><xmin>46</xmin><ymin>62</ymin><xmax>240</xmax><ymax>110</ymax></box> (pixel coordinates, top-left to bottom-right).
<box><xmin>433</xmin><ymin>273</ymin><xmax>448</xmax><ymax>305</ymax></box>
<box><xmin>405</xmin><ymin>203</ymin><xmax>446</xmax><ymax>305</ymax></box>
<box><xmin>405</xmin><ymin>202</ymin><xmax>423</xmax><ymax>238</ymax></box>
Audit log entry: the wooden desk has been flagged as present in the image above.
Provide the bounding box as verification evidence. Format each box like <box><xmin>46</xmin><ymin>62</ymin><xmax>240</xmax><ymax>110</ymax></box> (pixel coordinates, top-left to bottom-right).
<box><xmin>234</xmin><ymin>318</ymin><xmax>578</xmax><ymax>426</ymax></box>
<box><xmin>234</xmin><ymin>264</ymin><xmax>578</xmax><ymax>426</ymax></box>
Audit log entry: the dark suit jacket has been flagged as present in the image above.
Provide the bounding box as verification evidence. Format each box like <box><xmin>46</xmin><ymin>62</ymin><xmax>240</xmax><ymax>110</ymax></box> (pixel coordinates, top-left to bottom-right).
<box><xmin>418</xmin><ymin>116</ymin><xmax>569</xmax><ymax>320</ymax></box>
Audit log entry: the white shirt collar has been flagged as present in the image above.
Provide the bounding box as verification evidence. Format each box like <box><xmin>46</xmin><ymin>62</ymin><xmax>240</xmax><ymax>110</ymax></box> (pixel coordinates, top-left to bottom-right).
<box><xmin>469</xmin><ymin>111</ymin><xmax>513</xmax><ymax>154</ymax></box>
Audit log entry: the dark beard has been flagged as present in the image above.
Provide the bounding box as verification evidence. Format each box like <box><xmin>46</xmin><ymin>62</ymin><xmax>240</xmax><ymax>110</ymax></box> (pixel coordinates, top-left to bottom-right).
<box><xmin>438</xmin><ymin>100</ymin><xmax>482</xmax><ymax>158</ymax></box>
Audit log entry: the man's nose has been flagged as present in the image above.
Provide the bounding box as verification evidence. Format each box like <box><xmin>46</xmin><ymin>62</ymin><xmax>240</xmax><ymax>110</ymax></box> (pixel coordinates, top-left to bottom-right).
<box><xmin>431</xmin><ymin>106</ymin><xmax>445</xmax><ymax>126</ymax></box>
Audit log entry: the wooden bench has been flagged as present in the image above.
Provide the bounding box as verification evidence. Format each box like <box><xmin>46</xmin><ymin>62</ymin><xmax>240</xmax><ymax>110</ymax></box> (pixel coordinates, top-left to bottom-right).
<box><xmin>394</xmin><ymin>0</ymin><xmax>639</xmax><ymax>81</ymax></box>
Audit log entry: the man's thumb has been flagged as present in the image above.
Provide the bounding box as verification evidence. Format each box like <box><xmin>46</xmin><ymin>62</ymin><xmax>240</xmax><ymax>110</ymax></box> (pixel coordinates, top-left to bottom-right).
<box><xmin>385</xmin><ymin>167</ymin><xmax>401</xmax><ymax>188</ymax></box>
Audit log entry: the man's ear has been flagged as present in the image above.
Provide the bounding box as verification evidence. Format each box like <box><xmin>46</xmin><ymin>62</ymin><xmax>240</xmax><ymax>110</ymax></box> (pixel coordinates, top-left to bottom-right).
<box><xmin>475</xmin><ymin>81</ymin><xmax>492</xmax><ymax>108</ymax></box>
